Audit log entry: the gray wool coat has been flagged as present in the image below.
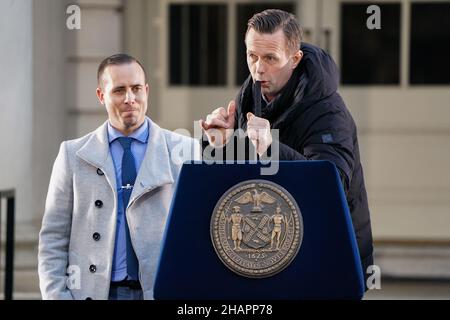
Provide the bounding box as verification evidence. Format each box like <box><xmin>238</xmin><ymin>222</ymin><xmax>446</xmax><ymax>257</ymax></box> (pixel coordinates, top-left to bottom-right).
<box><xmin>38</xmin><ymin>118</ymin><xmax>200</xmax><ymax>300</ymax></box>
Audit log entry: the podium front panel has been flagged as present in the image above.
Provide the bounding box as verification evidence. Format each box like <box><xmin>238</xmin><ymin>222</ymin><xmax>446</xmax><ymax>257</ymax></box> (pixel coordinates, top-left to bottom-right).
<box><xmin>154</xmin><ymin>161</ymin><xmax>364</xmax><ymax>299</ymax></box>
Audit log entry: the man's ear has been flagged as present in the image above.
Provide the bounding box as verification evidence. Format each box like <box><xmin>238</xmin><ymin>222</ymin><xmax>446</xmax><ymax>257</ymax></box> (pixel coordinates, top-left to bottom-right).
<box><xmin>292</xmin><ymin>50</ymin><xmax>303</xmax><ymax>69</ymax></box>
<box><xmin>96</xmin><ymin>87</ymin><xmax>105</xmax><ymax>105</ymax></box>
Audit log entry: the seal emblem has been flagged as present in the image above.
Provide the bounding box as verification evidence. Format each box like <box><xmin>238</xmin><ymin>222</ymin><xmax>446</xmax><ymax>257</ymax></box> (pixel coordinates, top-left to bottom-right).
<box><xmin>210</xmin><ymin>180</ymin><xmax>303</xmax><ymax>278</ymax></box>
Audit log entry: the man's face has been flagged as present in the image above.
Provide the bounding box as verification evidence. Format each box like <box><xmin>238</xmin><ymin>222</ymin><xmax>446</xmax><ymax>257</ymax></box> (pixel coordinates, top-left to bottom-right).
<box><xmin>96</xmin><ymin>62</ymin><xmax>149</xmax><ymax>135</ymax></box>
<box><xmin>245</xmin><ymin>28</ymin><xmax>302</xmax><ymax>101</ymax></box>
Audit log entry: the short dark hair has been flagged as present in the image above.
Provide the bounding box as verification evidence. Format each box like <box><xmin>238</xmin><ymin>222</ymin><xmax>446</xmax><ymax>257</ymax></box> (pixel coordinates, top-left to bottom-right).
<box><xmin>246</xmin><ymin>9</ymin><xmax>302</xmax><ymax>53</ymax></box>
<box><xmin>97</xmin><ymin>53</ymin><xmax>147</xmax><ymax>87</ymax></box>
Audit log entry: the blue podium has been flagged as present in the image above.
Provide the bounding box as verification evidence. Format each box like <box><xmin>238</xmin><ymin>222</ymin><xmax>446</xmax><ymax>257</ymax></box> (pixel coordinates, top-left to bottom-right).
<box><xmin>154</xmin><ymin>161</ymin><xmax>364</xmax><ymax>299</ymax></box>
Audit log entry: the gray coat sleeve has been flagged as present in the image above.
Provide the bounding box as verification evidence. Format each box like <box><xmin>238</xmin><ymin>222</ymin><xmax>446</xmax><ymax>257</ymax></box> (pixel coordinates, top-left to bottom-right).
<box><xmin>38</xmin><ymin>142</ymin><xmax>74</xmax><ymax>300</ymax></box>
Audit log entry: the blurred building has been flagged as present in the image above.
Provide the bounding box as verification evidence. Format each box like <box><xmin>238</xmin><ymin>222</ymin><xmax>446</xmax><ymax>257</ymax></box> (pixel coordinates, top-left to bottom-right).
<box><xmin>0</xmin><ymin>0</ymin><xmax>449</xmax><ymax>298</ymax></box>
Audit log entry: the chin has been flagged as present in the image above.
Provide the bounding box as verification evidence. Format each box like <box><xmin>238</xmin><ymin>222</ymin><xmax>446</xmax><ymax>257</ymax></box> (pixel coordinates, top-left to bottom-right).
<box><xmin>121</xmin><ymin>118</ymin><xmax>137</xmax><ymax>127</ymax></box>
<box><xmin>126</xmin><ymin>116</ymin><xmax>145</xmax><ymax>126</ymax></box>
<box><xmin>262</xmin><ymin>89</ymin><xmax>272</xmax><ymax>96</ymax></box>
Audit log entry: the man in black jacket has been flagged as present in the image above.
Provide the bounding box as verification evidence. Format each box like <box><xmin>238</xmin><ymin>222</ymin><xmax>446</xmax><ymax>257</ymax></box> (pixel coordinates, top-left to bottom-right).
<box><xmin>200</xmin><ymin>9</ymin><xmax>373</xmax><ymax>286</ymax></box>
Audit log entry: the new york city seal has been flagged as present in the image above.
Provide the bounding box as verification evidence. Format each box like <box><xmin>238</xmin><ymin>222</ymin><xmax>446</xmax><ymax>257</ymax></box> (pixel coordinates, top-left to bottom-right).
<box><xmin>211</xmin><ymin>180</ymin><xmax>303</xmax><ymax>278</ymax></box>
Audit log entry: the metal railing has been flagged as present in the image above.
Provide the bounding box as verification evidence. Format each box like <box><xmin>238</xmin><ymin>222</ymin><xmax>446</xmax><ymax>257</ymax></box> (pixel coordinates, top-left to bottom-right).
<box><xmin>0</xmin><ymin>189</ymin><xmax>15</xmax><ymax>300</ymax></box>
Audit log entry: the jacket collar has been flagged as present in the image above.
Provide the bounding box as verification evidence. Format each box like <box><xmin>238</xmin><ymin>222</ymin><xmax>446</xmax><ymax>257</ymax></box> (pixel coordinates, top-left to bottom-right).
<box><xmin>130</xmin><ymin>118</ymin><xmax>174</xmax><ymax>203</ymax></box>
<box><xmin>76</xmin><ymin>117</ymin><xmax>174</xmax><ymax>203</ymax></box>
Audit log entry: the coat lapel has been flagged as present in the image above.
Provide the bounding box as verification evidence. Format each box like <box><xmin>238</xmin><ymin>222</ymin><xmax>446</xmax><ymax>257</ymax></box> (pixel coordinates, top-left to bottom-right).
<box><xmin>74</xmin><ymin>118</ymin><xmax>174</xmax><ymax>207</ymax></box>
<box><xmin>129</xmin><ymin>119</ymin><xmax>174</xmax><ymax>206</ymax></box>
<box><xmin>75</xmin><ymin>121</ymin><xmax>117</xmax><ymax>192</ymax></box>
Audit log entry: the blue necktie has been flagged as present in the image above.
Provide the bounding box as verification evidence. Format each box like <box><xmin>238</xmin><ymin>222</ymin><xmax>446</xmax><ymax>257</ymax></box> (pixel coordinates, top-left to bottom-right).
<box><xmin>117</xmin><ymin>137</ymin><xmax>139</xmax><ymax>280</ymax></box>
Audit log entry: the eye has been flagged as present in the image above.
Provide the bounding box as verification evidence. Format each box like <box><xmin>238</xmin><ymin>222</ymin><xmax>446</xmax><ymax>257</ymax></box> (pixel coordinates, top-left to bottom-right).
<box><xmin>132</xmin><ymin>86</ymin><xmax>142</xmax><ymax>92</ymax></box>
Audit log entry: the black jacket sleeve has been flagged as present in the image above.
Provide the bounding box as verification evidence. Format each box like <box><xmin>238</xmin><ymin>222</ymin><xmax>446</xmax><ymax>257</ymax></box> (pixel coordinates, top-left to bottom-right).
<box><xmin>267</xmin><ymin>105</ymin><xmax>355</xmax><ymax>195</ymax></box>
<box><xmin>295</xmin><ymin>110</ymin><xmax>355</xmax><ymax>194</ymax></box>
<box><xmin>277</xmin><ymin>141</ymin><xmax>307</xmax><ymax>160</ymax></box>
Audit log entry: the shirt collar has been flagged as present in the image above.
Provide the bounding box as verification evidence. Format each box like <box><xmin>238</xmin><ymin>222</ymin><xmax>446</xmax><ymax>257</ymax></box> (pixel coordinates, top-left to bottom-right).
<box><xmin>107</xmin><ymin>118</ymin><xmax>149</xmax><ymax>144</ymax></box>
<box><xmin>262</xmin><ymin>94</ymin><xmax>270</xmax><ymax>104</ymax></box>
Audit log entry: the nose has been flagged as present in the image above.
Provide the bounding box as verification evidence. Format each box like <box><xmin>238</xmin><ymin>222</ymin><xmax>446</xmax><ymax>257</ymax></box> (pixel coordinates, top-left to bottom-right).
<box><xmin>124</xmin><ymin>89</ymin><xmax>135</xmax><ymax>104</ymax></box>
<box><xmin>255</xmin><ymin>59</ymin><xmax>265</xmax><ymax>75</ymax></box>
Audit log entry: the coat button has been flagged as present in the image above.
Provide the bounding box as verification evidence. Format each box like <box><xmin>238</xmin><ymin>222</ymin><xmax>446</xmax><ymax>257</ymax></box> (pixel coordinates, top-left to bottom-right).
<box><xmin>95</xmin><ymin>200</ymin><xmax>103</xmax><ymax>208</ymax></box>
<box><xmin>97</xmin><ymin>168</ymin><xmax>104</xmax><ymax>176</ymax></box>
<box><xmin>89</xmin><ymin>264</ymin><xmax>97</xmax><ymax>273</ymax></box>
<box><xmin>93</xmin><ymin>232</ymin><xmax>101</xmax><ymax>241</ymax></box>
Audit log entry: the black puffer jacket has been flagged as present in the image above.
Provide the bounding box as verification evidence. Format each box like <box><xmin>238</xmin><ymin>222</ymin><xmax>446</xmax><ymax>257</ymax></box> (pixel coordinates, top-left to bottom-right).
<box><xmin>234</xmin><ymin>43</ymin><xmax>374</xmax><ymax>282</ymax></box>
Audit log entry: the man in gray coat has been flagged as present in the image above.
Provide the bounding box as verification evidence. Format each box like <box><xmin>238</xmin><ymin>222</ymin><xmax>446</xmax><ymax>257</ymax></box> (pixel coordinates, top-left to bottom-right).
<box><xmin>38</xmin><ymin>54</ymin><xmax>199</xmax><ymax>300</ymax></box>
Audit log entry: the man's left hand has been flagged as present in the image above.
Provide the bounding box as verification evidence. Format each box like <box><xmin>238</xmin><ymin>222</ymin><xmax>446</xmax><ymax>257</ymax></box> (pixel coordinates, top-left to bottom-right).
<box><xmin>246</xmin><ymin>112</ymin><xmax>272</xmax><ymax>156</ymax></box>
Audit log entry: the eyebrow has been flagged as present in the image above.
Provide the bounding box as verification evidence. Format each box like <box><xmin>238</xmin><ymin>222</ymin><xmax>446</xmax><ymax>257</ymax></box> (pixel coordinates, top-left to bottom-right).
<box><xmin>112</xmin><ymin>84</ymin><xmax>143</xmax><ymax>90</ymax></box>
<box><xmin>247</xmin><ymin>51</ymin><xmax>277</xmax><ymax>58</ymax></box>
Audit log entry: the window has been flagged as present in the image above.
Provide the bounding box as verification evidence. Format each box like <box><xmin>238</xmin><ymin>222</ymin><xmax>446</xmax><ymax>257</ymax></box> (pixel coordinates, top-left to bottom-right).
<box><xmin>341</xmin><ymin>3</ymin><xmax>401</xmax><ymax>85</ymax></box>
<box><xmin>235</xmin><ymin>3</ymin><xmax>295</xmax><ymax>85</ymax></box>
<box><xmin>169</xmin><ymin>4</ymin><xmax>227</xmax><ymax>86</ymax></box>
<box><xmin>410</xmin><ymin>3</ymin><xmax>450</xmax><ymax>85</ymax></box>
